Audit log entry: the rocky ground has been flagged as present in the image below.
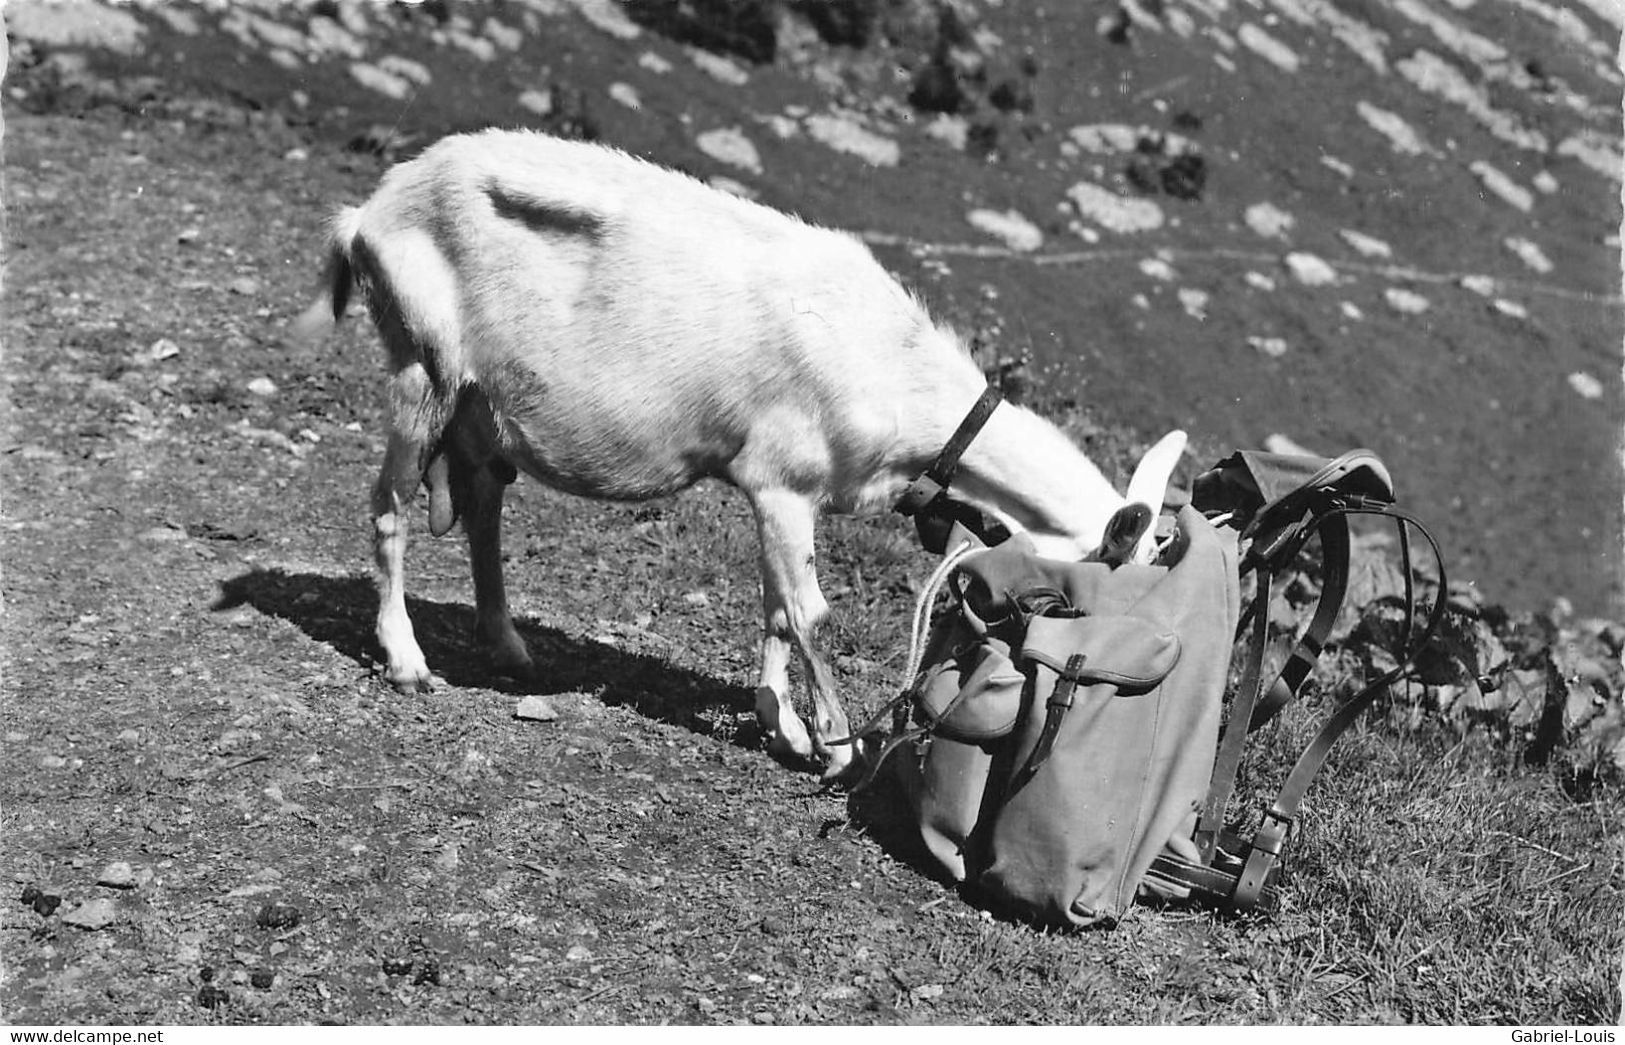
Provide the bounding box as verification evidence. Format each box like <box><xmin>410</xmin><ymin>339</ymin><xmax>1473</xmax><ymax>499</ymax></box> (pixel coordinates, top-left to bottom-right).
<box><xmin>1</xmin><ymin>0</ymin><xmax>1622</xmax><ymax>1027</ymax></box>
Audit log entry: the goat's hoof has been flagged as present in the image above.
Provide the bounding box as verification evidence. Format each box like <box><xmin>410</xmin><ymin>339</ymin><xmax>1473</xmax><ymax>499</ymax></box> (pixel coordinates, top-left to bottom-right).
<box><xmin>817</xmin><ymin>744</ymin><xmax>859</xmax><ymax>785</ymax></box>
<box><xmin>384</xmin><ymin>665</ymin><xmax>443</xmax><ymax>694</ymax></box>
<box><xmin>754</xmin><ymin>687</ymin><xmax>815</xmax><ymax>760</ymax></box>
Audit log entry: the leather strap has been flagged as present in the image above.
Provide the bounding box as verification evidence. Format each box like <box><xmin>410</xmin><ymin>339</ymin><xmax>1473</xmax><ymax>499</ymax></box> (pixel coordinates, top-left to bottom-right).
<box><xmin>894</xmin><ymin>385</ymin><xmax>1004</xmax><ymax>518</ymax></box>
<box><xmin>1195</xmin><ymin>564</ymin><xmax>1273</xmax><ymax>863</ymax></box>
<box><xmin>1007</xmin><ymin>653</ymin><xmax>1087</xmax><ymax>796</ymax></box>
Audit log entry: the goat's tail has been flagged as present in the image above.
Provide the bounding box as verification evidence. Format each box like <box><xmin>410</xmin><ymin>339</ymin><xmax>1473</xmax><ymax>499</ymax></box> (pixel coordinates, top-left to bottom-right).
<box><xmin>288</xmin><ymin>207</ymin><xmax>363</xmax><ymax>343</ymax></box>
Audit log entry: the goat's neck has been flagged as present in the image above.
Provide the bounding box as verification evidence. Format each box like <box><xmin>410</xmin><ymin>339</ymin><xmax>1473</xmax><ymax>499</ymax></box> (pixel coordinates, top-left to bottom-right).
<box><xmin>952</xmin><ymin>403</ymin><xmax>1124</xmax><ymax>552</ymax></box>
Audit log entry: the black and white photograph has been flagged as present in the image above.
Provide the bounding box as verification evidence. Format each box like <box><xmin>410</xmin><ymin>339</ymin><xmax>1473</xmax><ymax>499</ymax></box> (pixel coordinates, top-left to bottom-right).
<box><xmin>1</xmin><ymin>0</ymin><xmax>1621</xmax><ymax>1028</ymax></box>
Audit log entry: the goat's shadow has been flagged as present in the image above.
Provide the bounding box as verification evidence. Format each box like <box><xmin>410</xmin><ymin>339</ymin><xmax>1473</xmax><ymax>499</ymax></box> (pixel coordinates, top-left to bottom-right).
<box><xmin>213</xmin><ymin>566</ymin><xmax>766</xmax><ymax>748</ymax></box>
<box><xmin>213</xmin><ymin>566</ymin><xmax>950</xmax><ymax>885</ymax></box>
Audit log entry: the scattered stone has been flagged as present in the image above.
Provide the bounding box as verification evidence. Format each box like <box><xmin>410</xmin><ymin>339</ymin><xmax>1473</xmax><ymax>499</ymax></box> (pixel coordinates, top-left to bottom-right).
<box><xmin>608</xmin><ymin>82</ymin><xmax>641</xmax><ymax>110</ymax></box>
<box><xmin>688</xmin><ymin>48</ymin><xmax>749</xmax><ymax>86</ymax></box>
<box><xmin>566</xmin><ymin>944</ymin><xmax>593</xmax><ymax>962</ymax></box>
<box><xmin>913</xmin><ymin>114</ymin><xmax>963</xmax><ymax>151</ymax></box>
<box><xmin>1470</xmin><ymin>161</ymin><xmax>1534</xmax><ymax>211</ymax></box>
<box><xmin>40</xmin><ymin>755</ymin><xmax>68</xmax><ymax>770</ymax></box>
<box><xmin>1460</xmin><ymin>274</ymin><xmax>1498</xmax><ymax>296</ymax></box>
<box><xmin>912</xmin><ymin>983</ymin><xmax>946</xmax><ymax>1001</ymax></box>
<box><xmin>515</xmin><ymin>695</ymin><xmax>559</xmax><ymax>722</ymax></box>
<box><xmin>1556</xmin><ymin>132</ymin><xmax>1622</xmax><ymax>182</ymax></box>
<box><xmin>1503</xmin><ymin>236</ymin><xmax>1554</xmax><ymax>273</ymax></box>
<box><xmin>1066</xmin><ymin>181</ymin><xmax>1164</xmax><ymax>233</ymax></box>
<box><xmin>348</xmin><ymin>62</ymin><xmax>412</xmax><ymax>101</ymax></box>
<box><xmin>803</xmin><ymin>113</ymin><xmax>900</xmax><ymax>168</ymax></box>
<box><xmin>1284</xmin><ymin>252</ymin><xmax>1338</xmax><ymax>286</ymax></box>
<box><xmin>250</xmin><ymin>969</ymin><xmax>275</xmax><ymax>990</ymax></box>
<box><xmin>1244</xmin><ymin>202</ymin><xmax>1295</xmax><ymax>239</ymax></box>
<box><xmin>1533</xmin><ymin>170</ymin><xmax>1559</xmax><ymax>194</ymax></box>
<box><xmin>147</xmin><ymin>338</ymin><xmax>181</xmax><ymax>362</ymax></box>
<box><xmin>177</xmin><ymin>227</ymin><xmax>201</xmax><ymax>245</ymax></box>
<box><xmin>228</xmin><ymin>276</ymin><xmax>260</xmax><ymax>296</ymax></box>
<box><xmin>1237</xmin><ymin>23</ymin><xmax>1301</xmax><ymax>72</ymax></box>
<box><xmin>967</xmin><ymin>209</ymin><xmax>1044</xmax><ymax>252</ymax></box>
<box><xmin>377</xmin><ymin>54</ymin><xmax>432</xmax><ymax>87</ymax></box>
<box><xmin>1492</xmin><ymin>298</ymin><xmax>1529</xmax><ymax>319</ymax></box>
<box><xmin>638</xmin><ymin>51</ymin><xmax>673</xmax><ymax>74</ymax></box>
<box><xmin>1356</xmin><ymin>101</ymin><xmax>1435</xmax><ymax>156</ymax></box>
<box><xmin>62</xmin><ymin>898</ymin><xmax>117</xmax><ymax>930</ymax></box>
<box><xmin>1384</xmin><ymin>287</ymin><xmax>1430</xmax><ymax>314</ymax></box>
<box><xmin>247</xmin><ymin>377</ymin><xmax>278</xmax><ymax>397</ymax></box>
<box><xmin>20</xmin><ymin>886</ymin><xmax>61</xmax><ymax>917</ymax></box>
<box><xmin>1341</xmin><ymin>301</ymin><xmax>1364</xmax><ymax>320</ymax></box>
<box><xmin>1320</xmin><ymin>155</ymin><xmax>1356</xmax><ymax>178</ymax></box>
<box><xmin>1139</xmin><ymin>257</ymin><xmax>1176</xmax><ymax>281</ymax></box>
<box><xmin>518</xmin><ymin>88</ymin><xmax>553</xmax><ymax>116</ymax></box>
<box><xmin>1244</xmin><ymin>271</ymin><xmax>1277</xmax><ymax>292</ymax></box>
<box><xmin>1339</xmin><ymin>229</ymin><xmax>1392</xmax><ymax>258</ymax></box>
<box><xmin>695</xmin><ymin>127</ymin><xmax>762</xmax><ymax>174</ymax></box>
<box><xmin>254</xmin><ymin>902</ymin><xmax>301</xmax><ymax>930</ymax></box>
<box><xmin>1567</xmin><ymin>372</ymin><xmax>1605</xmax><ymax>399</ymax></box>
<box><xmin>196</xmin><ymin>985</ymin><xmax>229</xmax><ymax>1010</ymax></box>
<box><xmin>1178</xmin><ymin>287</ymin><xmax>1209</xmax><ymax>319</ymax></box>
<box><xmin>98</xmin><ymin>862</ymin><xmax>138</xmax><ymax>890</ymax></box>
<box><xmin>568</xmin><ymin>0</ymin><xmax>641</xmax><ymax>40</ymax></box>
<box><xmin>1249</xmin><ymin>336</ymin><xmax>1289</xmax><ymax>357</ymax></box>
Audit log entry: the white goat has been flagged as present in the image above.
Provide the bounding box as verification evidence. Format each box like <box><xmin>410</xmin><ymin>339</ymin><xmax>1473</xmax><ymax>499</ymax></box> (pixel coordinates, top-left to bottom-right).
<box><xmin>296</xmin><ymin>129</ymin><xmax>1184</xmax><ymax>780</ymax></box>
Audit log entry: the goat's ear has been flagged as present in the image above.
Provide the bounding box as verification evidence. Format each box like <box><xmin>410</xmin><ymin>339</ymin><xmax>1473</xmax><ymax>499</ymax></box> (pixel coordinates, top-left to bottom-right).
<box><xmin>1125</xmin><ymin>429</ymin><xmax>1187</xmax><ymax>564</ymax></box>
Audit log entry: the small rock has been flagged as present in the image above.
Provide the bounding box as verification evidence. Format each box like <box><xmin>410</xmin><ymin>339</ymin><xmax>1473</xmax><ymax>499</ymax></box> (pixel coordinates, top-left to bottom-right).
<box><xmin>608</xmin><ymin>82</ymin><xmax>641</xmax><ymax>110</ymax></box>
<box><xmin>247</xmin><ymin>377</ymin><xmax>278</xmax><ymax>397</ymax></box>
<box><xmin>1567</xmin><ymin>372</ymin><xmax>1604</xmax><ymax>400</ymax></box>
<box><xmin>1178</xmin><ymin>287</ymin><xmax>1209</xmax><ymax>319</ymax></box>
<box><xmin>98</xmin><ymin>862</ymin><xmax>138</xmax><ymax>889</ymax></box>
<box><xmin>1492</xmin><ymin>298</ymin><xmax>1528</xmax><ymax>320</ymax></box>
<box><xmin>228</xmin><ymin>276</ymin><xmax>260</xmax><ymax>296</ymax></box>
<box><xmin>566</xmin><ymin>944</ymin><xmax>593</xmax><ymax>962</ymax></box>
<box><xmin>1384</xmin><ymin>287</ymin><xmax>1430</xmax><ymax>314</ymax></box>
<box><xmin>1244</xmin><ymin>201</ymin><xmax>1295</xmax><ymax>239</ymax></box>
<box><xmin>146</xmin><ymin>338</ymin><xmax>181</xmax><ymax>362</ymax></box>
<box><xmin>1504</xmin><ymin>236</ymin><xmax>1554</xmax><ymax>274</ymax></box>
<box><xmin>1460</xmin><ymin>274</ymin><xmax>1497</xmax><ymax>296</ymax></box>
<box><xmin>177</xmin><ymin>227</ymin><xmax>201</xmax><ymax>245</ymax></box>
<box><xmin>1139</xmin><ymin>257</ymin><xmax>1176</xmax><ymax>281</ymax></box>
<box><xmin>1248</xmin><ymin>336</ymin><xmax>1289</xmax><ymax>358</ymax></box>
<box><xmin>695</xmin><ymin>127</ymin><xmax>762</xmax><ymax>175</ymax></box>
<box><xmin>515</xmin><ymin>695</ymin><xmax>558</xmax><ymax>722</ymax></box>
<box><xmin>966</xmin><ymin>208</ymin><xmax>1044</xmax><ymax>252</ymax></box>
<box><xmin>681</xmin><ymin>591</ymin><xmax>711</xmax><ymax>607</ymax></box>
<box><xmin>912</xmin><ymin>983</ymin><xmax>945</xmax><ymax>1001</ymax></box>
<box><xmin>40</xmin><ymin>755</ymin><xmax>68</xmax><ymax>770</ymax></box>
<box><xmin>1339</xmin><ymin>229</ymin><xmax>1392</xmax><ymax>259</ymax></box>
<box><xmin>1244</xmin><ymin>271</ymin><xmax>1277</xmax><ymax>292</ymax></box>
<box><xmin>61</xmin><ymin>898</ymin><xmax>117</xmax><ymax>930</ymax></box>
<box><xmin>1264</xmin><ymin>433</ymin><xmax>1317</xmax><ymax>456</ymax></box>
<box><xmin>254</xmin><ymin>902</ymin><xmax>301</xmax><ymax>930</ymax></box>
<box><xmin>1284</xmin><ymin>252</ymin><xmax>1337</xmax><ymax>286</ymax></box>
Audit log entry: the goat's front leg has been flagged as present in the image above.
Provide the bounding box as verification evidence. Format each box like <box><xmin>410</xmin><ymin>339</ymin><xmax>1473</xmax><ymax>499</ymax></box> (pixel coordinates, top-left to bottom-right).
<box><xmin>749</xmin><ymin>489</ymin><xmax>855</xmax><ymax>781</ymax></box>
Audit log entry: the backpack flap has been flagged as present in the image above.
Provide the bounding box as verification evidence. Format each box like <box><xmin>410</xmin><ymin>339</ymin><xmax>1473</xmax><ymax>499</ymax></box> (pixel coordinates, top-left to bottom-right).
<box><xmin>976</xmin><ymin>507</ymin><xmax>1240</xmax><ymax>928</ymax></box>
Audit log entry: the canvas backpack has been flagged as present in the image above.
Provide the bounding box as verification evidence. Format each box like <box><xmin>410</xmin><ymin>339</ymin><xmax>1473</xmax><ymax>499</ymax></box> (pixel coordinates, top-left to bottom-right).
<box><xmin>862</xmin><ymin>424</ymin><xmax>1447</xmax><ymax>928</ymax></box>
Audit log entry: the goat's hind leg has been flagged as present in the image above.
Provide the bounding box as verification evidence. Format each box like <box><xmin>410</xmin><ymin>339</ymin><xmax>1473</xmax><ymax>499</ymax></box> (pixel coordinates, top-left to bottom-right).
<box><xmin>372</xmin><ymin>364</ymin><xmax>454</xmax><ymax>693</ymax></box>
<box><xmin>439</xmin><ymin>404</ymin><xmax>534</xmax><ymax>679</ymax></box>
